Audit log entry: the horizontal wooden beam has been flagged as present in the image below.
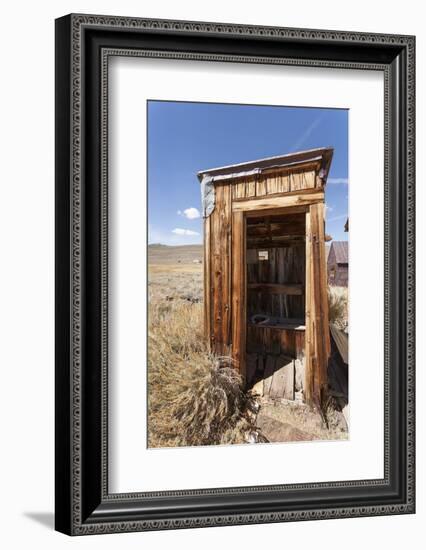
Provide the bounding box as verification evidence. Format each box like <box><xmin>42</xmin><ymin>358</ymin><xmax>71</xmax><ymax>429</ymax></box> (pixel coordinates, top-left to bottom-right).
<box><xmin>248</xmin><ymin>318</ymin><xmax>306</xmax><ymax>331</ymax></box>
<box><xmin>247</xmin><ymin>239</ymin><xmax>305</xmax><ymax>250</ymax></box>
<box><xmin>232</xmin><ymin>184</ymin><xmax>322</xmax><ymax>202</ymax></box>
<box><xmin>247</xmin><ymin>223</ymin><xmax>305</xmax><ymax>238</ymax></box>
<box><xmin>233</xmin><ymin>192</ymin><xmax>324</xmax><ymax>213</ymax></box>
<box><xmin>248</xmin><ymin>283</ymin><xmax>304</xmax><ymax>295</ymax></box>
<box><xmin>245</xmin><ymin>205</ymin><xmax>308</xmax><ymax>218</ymax></box>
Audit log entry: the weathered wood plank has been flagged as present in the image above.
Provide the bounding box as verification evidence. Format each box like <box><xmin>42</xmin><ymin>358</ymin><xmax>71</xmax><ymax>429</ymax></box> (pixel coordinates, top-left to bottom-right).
<box><xmin>330</xmin><ymin>324</ymin><xmax>348</xmax><ymax>364</ymax></box>
<box><xmin>295</xmin><ymin>330</ymin><xmax>305</xmax><ymax>360</ymax></box>
<box><xmin>280</xmin><ymin>329</ymin><xmax>296</xmax><ymax>357</ymax></box>
<box><xmin>203</xmin><ymin>216</ymin><xmax>212</xmax><ymax>349</ymax></box>
<box><xmin>211</xmin><ymin>185</ymin><xmax>224</xmax><ymax>354</ymax></box>
<box><xmin>311</xmin><ymin>205</ymin><xmax>322</xmax><ymax>404</ymax></box>
<box><xmin>233</xmin><ymin>185</ymin><xmax>324</xmax><ymax>203</ymax></box>
<box><xmin>267</xmin><ymin>174</ymin><xmax>279</xmax><ymax>194</ymax></box>
<box><xmin>221</xmin><ymin>183</ymin><xmax>232</xmax><ymax>354</ymax></box>
<box><xmin>231</xmin><ymin>210</ymin><xmax>246</xmax><ymax>379</ymax></box>
<box><xmin>246</xmin><ymin>178</ymin><xmax>256</xmax><ymax>197</ymax></box>
<box><xmin>257</xmin><ymin>354</ymin><xmax>265</xmax><ymax>378</ymax></box>
<box><xmin>304</xmin><ymin>203</ymin><xmax>330</xmax><ymax>407</ymax></box>
<box><xmin>247</xmin><ymin>238</ymin><xmax>305</xmax><ymax>249</ymax></box>
<box><xmin>256</xmin><ymin>176</ymin><xmax>267</xmax><ymax>196</ymax></box>
<box><xmin>261</xmin><ymin>161</ymin><xmax>321</xmax><ymax>180</ymax></box>
<box><xmin>233</xmin><ymin>192</ymin><xmax>324</xmax><ymax>213</ymax></box>
<box><xmin>245</xmin><ymin>205</ymin><xmax>309</xmax><ymax>218</ymax></box>
<box><xmin>246</xmin><ymin>353</ymin><xmax>258</xmax><ymax>387</ymax></box>
<box><xmin>249</xmin><ymin>319</ymin><xmax>305</xmax><ymax>331</ymax></box>
<box><xmin>300</xmin><ymin>170</ymin><xmax>316</xmax><ymax>190</ymax></box>
<box><xmin>317</xmin><ymin>202</ymin><xmax>331</xmax><ymax>360</ymax></box>
<box><xmin>270</xmin><ymin>356</ymin><xmax>294</xmax><ymax>400</ymax></box>
<box><xmin>247</xmin><ymin>222</ymin><xmax>305</xmax><ymax>237</ymax></box>
<box><xmin>263</xmin><ymin>355</ymin><xmax>275</xmax><ymax>396</ymax></box>
<box><xmin>205</xmin><ymin>183</ymin><xmax>233</xmax><ymax>357</ymax></box>
<box><xmin>290</xmin><ymin>172</ymin><xmax>301</xmax><ymax>191</ymax></box>
<box><xmin>247</xmin><ymin>283</ymin><xmax>304</xmax><ymax>295</ymax></box>
<box><xmin>279</xmin><ymin>174</ymin><xmax>290</xmax><ymax>193</ymax></box>
<box><xmin>305</xmin><ymin>209</ymin><xmax>314</xmax><ymax>404</ymax></box>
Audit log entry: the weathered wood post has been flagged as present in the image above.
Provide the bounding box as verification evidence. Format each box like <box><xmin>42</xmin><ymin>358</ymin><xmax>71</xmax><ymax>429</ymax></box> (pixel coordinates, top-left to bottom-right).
<box><xmin>305</xmin><ymin>202</ymin><xmax>331</xmax><ymax>408</ymax></box>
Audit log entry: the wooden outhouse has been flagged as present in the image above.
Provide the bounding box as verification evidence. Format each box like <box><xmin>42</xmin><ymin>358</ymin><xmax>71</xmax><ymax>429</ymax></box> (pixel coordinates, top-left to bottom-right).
<box><xmin>197</xmin><ymin>148</ymin><xmax>333</xmax><ymax>407</ymax></box>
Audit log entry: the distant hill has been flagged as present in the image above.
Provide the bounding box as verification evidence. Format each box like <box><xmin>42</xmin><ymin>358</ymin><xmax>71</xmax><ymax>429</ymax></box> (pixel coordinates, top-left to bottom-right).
<box><xmin>148</xmin><ymin>244</ymin><xmax>203</xmax><ymax>265</ymax></box>
<box><xmin>148</xmin><ymin>242</ymin><xmax>331</xmax><ymax>265</ymax></box>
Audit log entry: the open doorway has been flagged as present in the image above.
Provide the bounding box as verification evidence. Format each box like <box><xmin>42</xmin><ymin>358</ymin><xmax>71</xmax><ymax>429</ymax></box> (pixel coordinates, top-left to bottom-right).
<box><xmin>245</xmin><ymin>211</ymin><xmax>306</xmax><ymax>400</ymax></box>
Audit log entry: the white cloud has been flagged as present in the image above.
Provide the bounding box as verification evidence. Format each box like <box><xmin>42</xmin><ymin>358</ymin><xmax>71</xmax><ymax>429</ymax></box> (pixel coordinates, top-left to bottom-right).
<box><xmin>328</xmin><ymin>178</ymin><xmax>348</xmax><ymax>185</ymax></box>
<box><xmin>172</xmin><ymin>228</ymin><xmax>200</xmax><ymax>236</ymax></box>
<box><xmin>325</xmin><ymin>205</ymin><xmax>333</xmax><ymax>213</ymax></box>
<box><xmin>148</xmin><ymin>223</ymin><xmax>201</xmax><ymax>245</ymax></box>
<box><xmin>178</xmin><ymin>207</ymin><xmax>200</xmax><ymax>219</ymax></box>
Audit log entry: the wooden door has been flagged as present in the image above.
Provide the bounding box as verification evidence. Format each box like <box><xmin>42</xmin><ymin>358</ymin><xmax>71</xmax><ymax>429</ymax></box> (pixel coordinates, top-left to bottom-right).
<box><xmin>305</xmin><ymin>203</ymin><xmax>330</xmax><ymax>407</ymax></box>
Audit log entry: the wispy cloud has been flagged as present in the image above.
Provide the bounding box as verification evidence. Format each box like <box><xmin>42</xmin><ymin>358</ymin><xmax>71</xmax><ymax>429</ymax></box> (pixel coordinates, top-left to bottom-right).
<box><xmin>326</xmin><ymin>205</ymin><xmax>333</xmax><ymax>213</ymax></box>
<box><xmin>177</xmin><ymin>207</ymin><xmax>200</xmax><ymax>220</ymax></box>
<box><xmin>328</xmin><ymin>177</ymin><xmax>348</xmax><ymax>185</ymax></box>
<box><xmin>327</xmin><ymin>213</ymin><xmax>348</xmax><ymax>223</ymax></box>
<box><xmin>292</xmin><ymin>115</ymin><xmax>322</xmax><ymax>151</ymax></box>
<box><xmin>172</xmin><ymin>228</ymin><xmax>200</xmax><ymax>236</ymax></box>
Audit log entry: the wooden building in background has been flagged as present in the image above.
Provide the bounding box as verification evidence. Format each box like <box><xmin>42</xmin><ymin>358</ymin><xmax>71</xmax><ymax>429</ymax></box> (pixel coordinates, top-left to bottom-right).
<box><xmin>327</xmin><ymin>241</ymin><xmax>348</xmax><ymax>287</ymax></box>
<box><xmin>197</xmin><ymin>148</ymin><xmax>333</xmax><ymax>407</ymax></box>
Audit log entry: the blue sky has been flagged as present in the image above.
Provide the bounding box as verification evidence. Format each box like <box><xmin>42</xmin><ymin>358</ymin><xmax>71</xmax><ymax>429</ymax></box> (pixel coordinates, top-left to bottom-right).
<box><xmin>148</xmin><ymin>101</ymin><xmax>348</xmax><ymax>245</ymax></box>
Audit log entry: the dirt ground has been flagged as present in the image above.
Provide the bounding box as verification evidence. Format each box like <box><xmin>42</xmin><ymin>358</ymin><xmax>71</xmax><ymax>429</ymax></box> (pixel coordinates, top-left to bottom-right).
<box><xmin>256</xmin><ymin>399</ymin><xmax>348</xmax><ymax>443</ymax></box>
<box><xmin>148</xmin><ymin>243</ymin><xmax>348</xmax><ymax>445</ymax></box>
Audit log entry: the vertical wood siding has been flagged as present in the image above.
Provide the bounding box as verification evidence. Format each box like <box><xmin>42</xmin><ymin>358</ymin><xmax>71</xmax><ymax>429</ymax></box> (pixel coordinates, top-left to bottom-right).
<box><xmin>231</xmin><ymin>170</ymin><xmax>316</xmax><ymax>201</ymax></box>
<box><xmin>207</xmin><ymin>183</ymin><xmax>232</xmax><ymax>356</ymax></box>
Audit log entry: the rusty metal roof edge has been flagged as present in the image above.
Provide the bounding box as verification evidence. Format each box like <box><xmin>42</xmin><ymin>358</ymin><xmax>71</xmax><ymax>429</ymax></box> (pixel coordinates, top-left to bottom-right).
<box><xmin>197</xmin><ymin>146</ymin><xmax>334</xmax><ymax>182</ymax></box>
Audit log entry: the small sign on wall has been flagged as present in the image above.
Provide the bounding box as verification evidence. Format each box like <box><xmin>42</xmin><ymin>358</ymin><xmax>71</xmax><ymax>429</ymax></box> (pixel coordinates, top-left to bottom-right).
<box><xmin>258</xmin><ymin>250</ymin><xmax>269</xmax><ymax>261</ymax></box>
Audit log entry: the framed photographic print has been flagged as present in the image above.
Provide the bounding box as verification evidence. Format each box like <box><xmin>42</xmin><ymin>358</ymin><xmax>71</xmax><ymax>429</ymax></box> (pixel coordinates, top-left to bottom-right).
<box><xmin>55</xmin><ymin>14</ymin><xmax>415</xmax><ymax>535</ymax></box>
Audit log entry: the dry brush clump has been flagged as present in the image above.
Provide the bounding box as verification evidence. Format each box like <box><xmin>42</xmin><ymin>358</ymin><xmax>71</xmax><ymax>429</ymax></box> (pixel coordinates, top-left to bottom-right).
<box><xmin>148</xmin><ymin>298</ymin><xmax>258</xmax><ymax>448</ymax></box>
<box><xmin>328</xmin><ymin>285</ymin><xmax>348</xmax><ymax>329</ymax></box>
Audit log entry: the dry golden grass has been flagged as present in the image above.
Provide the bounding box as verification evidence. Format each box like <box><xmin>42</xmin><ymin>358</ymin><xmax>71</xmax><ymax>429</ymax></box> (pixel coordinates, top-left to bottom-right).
<box><xmin>148</xmin><ymin>297</ymin><xmax>257</xmax><ymax>448</ymax></box>
<box><xmin>328</xmin><ymin>285</ymin><xmax>348</xmax><ymax>329</ymax></box>
<box><xmin>148</xmin><ymin>264</ymin><xmax>203</xmax><ymax>304</ymax></box>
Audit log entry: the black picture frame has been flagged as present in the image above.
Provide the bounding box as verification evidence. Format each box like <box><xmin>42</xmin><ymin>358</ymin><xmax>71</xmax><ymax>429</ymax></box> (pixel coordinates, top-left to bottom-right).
<box><xmin>55</xmin><ymin>13</ymin><xmax>415</xmax><ymax>535</ymax></box>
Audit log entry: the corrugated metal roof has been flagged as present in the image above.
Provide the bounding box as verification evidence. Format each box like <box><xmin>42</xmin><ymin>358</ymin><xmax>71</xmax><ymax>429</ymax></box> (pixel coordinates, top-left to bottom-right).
<box><xmin>197</xmin><ymin>147</ymin><xmax>334</xmax><ymax>182</ymax></box>
<box><xmin>331</xmin><ymin>241</ymin><xmax>348</xmax><ymax>264</ymax></box>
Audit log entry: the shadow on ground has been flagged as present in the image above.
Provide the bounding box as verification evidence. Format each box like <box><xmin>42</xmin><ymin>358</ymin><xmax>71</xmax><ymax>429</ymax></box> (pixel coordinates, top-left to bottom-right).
<box><xmin>24</xmin><ymin>512</ymin><xmax>54</xmax><ymax>530</ymax></box>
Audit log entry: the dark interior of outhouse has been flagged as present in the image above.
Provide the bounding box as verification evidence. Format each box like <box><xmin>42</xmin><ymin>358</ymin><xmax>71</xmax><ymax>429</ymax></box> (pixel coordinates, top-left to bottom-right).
<box><xmin>245</xmin><ymin>211</ymin><xmax>306</xmax><ymax>393</ymax></box>
<box><xmin>246</xmin><ymin>211</ymin><xmax>306</xmax><ymax>330</ymax></box>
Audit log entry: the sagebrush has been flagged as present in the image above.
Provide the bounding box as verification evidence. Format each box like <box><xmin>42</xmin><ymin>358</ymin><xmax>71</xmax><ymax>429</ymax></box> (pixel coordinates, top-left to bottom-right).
<box><xmin>148</xmin><ymin>296</ymin><xmax>257</xmax><ymax>447</ymax></box>
<box><xmin>327</xmin><ymin>285</ymin><xmax>348</xmax><ymax>329</ymax></box>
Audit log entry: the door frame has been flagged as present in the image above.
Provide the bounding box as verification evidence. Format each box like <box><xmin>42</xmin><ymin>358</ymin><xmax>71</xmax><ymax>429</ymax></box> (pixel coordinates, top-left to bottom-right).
<box><xmin>232</xmin><ymin>203</ymin><xmax>313</xmax><ymax>386</ymax></box>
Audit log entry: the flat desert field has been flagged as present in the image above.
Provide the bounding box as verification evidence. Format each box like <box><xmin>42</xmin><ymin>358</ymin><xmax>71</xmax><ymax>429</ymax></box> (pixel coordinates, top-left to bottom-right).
<box><xmin>148</xmin><ymin>244</ymin><xmax>203</xmax><ymax>303</ymax></box>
